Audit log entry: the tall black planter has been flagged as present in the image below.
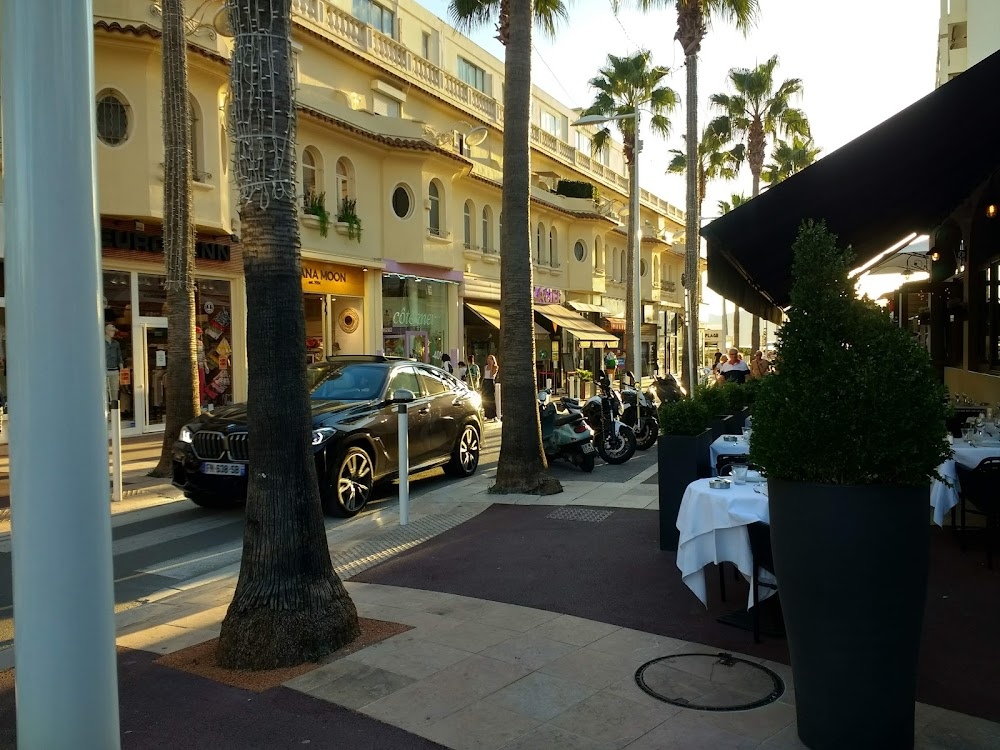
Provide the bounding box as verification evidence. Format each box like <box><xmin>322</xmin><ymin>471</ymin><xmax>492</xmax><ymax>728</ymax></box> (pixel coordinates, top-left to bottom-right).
<box><xmin>709</xmin><ymin>414</ymin><xmax>733</xmax><ymax>439</ymax></box>
<box><xmin>768</xmin><ymin>480</ymin><xmax>930</xmax><ymax>750</ymax></box>
<box><xmin>657</xmin><ymin>430</ymin><xmax>710</xmax><ymax>551</ymax></box>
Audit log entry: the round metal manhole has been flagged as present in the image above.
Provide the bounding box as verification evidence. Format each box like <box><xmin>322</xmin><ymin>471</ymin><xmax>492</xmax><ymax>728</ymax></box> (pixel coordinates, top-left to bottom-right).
<box><xmin>635</xmin><ymin>652</ymin><xmax>784</xmax><ymax>712</ymax></box>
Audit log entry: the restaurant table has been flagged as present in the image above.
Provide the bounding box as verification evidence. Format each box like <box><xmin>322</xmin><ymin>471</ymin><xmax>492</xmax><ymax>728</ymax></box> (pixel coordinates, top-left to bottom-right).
<box><xmin>709</xmin><ymin>435</ymin><xmax>750</xmax><ymax>476</ymax></box>
<box><xmin>675</xmin><ymin>477</ymin><xmax>775</xmax><ymax>610</ymax></box>
<box><xmin>930</xmin><ymin>437</ymin><xmax>1000</xmax><ymax>526</ymax></box>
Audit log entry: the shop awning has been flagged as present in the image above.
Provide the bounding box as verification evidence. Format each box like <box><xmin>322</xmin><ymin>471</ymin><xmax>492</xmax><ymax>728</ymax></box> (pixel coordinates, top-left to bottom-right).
<box><xmin>567</xmin><ymin>301</ymin><xmax>612</xmax><ymax>314</ymax></box>
<box><xmin>465</xmin><ymin>302</ymin><xmax>548</xmax><ymax>336</ymax></box>
<box><xmin>534</xmin><ymin>304</ymin><xmax>620</xmax><ymax>344</ymax></box>
<box><xmin>700</xmin><ymin>47</ymin><xmax>1000</xmax><ymax>325</ymax></box>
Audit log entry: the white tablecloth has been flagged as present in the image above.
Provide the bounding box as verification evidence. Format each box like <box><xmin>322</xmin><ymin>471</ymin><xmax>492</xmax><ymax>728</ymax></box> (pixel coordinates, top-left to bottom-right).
<box><xmin>709</xmin><ymin>435</ymin><xmax>749</xmax><ymax>476</ymax></box>
<box><xmin>675</xmin><ymin>478</ymin><xmax>775</xmax><ymax>610</ymax></box>
<box><xmin>930</xmin><ymin>440</ymin><xmax>1000</xmax><ymax>526</ymax></box>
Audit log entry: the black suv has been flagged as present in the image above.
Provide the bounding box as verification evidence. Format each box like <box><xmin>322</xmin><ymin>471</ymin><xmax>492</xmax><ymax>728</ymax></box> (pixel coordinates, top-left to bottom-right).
<box><xmin>172</xmin><ymin>355</ymin><xmax>482</xmax><ymax>517</ymax></box>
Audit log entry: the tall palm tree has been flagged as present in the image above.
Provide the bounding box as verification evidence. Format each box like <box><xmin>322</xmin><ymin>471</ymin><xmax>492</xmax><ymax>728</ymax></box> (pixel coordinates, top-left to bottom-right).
<box><xmin>450</xmin><ymin>0</ymin><xmax>567</xmax><ymax>494</ymax></box>
<box><xmin>762</xmin><ymin>135</ymin><xmax>821</xmax><ymax>185</ymax></box>
<box><xmin>710</xmin><ymin>54</ymin><xmax>809</xmax><ymax>351</ymax></box>
<box><xmin>151</xmin><ymin>0</ymin><xmax>199</xmax><ymax>478</ymax></box>
<box><xmin>622</xmin><ymin>0</ymin><xmax>759</xmax><ymax>391</ymax></box>
<box><xmin>582</xmin><ymin>50</ymin><xmax>677</xmax><ymax>375</ymax></box>
<box><xmin>217</xmin><ymin>0</ymin><xmax>359</xmax><ymax>670</ymax></box>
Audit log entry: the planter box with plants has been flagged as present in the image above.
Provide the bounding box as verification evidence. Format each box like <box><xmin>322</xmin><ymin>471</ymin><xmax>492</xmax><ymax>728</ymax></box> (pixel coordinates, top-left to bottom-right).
<box><xmin>335</xmin><ymin>198</ymin><xmax>363</xmax><ymax>242</ymax></box>
<box><xmin>750</xmin><ymin>221</ymin><xmax>951</xmax><ymax>750</ymax></box>
<box><xmin>656</xmin><ymin>397</ymin><xmax>710</xmax><ymax>551</ymax></box>
<box><xmin>694</xmin><ymin>383</ymin><xmax>735</xmax><ymax>438</ymax></box>
<box><xmin>302</xmin><ymin>190</ymin><xmax>331</xmax><ymax>237</ymax></box>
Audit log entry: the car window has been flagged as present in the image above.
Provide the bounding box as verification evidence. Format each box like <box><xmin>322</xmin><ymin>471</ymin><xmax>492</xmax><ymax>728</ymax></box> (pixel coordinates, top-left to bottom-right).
<box><xmin>310</xmin><ymin>364</ymin><xmax>387</xmax><ymax>401</ymax></box>
<box><xmin>418</xmin><ymin>367</ymin><xmax>450</xmax><ymax>396</ymax></box>
<box><xmin>386</xmin><ymin>366</ymin><xmax>422</xmax><ymax>400</ymax></box>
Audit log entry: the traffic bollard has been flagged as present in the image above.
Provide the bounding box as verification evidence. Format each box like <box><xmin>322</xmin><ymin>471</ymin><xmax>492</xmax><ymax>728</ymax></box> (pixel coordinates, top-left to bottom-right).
<box><xmin>110</xmin><ymin>401</ymin><xmax>122</xmax><ymax>503</ymax></box>
<box><xmin>397</xmin><ymin>402</ymin><xmax>409</xmax><ymax>526</ymax></box>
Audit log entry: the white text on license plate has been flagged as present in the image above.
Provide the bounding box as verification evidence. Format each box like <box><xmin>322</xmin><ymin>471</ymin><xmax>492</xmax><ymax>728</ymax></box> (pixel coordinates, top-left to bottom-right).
<box><xmin>201</xmin><ymin>462</ymin><xmax>246</xmax><ymax>477</ymax></box>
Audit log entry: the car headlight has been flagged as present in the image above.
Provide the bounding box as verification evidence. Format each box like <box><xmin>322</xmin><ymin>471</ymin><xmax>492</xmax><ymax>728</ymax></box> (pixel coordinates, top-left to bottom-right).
<box><xmin>312</xmin><ymin>427</ymin><xmax>338</xmax><ymax>446</ymax></box>
<box><xmin>469</xmin><ymin>391</ymin><xmax>482</xmax><ymax>408</ymax></box>
<box><xmin>180</xmin><ymin>425</ymin><xmax>195</xmax><ymax>443</ymax></box>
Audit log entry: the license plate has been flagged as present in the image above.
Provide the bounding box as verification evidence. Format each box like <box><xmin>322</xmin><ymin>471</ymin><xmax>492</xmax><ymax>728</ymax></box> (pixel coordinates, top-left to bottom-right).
<box><xmin>581</xmin><ymin>443</ymin><xmax>595</xmax><ymax>454</ymax></box>
<box><xmin>201</xmin><ymin>462</ymin><xmax>246</xmax><ymax>476</ymax></box>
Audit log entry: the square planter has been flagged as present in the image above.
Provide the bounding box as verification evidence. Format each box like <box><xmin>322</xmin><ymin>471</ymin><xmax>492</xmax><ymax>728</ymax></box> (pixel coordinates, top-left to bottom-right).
<box><xmin>710</xmin><ymin>414</ymin><xmax>734</xmax><ymax>439</ymax></box>
<box><xmin>657</xmin><ymin>429</ymin><xmax>711</xmax><ymax>551</ymax></box>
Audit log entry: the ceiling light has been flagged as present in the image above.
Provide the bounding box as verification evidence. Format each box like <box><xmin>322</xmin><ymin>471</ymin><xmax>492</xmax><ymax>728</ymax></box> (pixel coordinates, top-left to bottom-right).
<box><xmin>987</xmin><ymin>204</ymin><xmax>997</xmax><ymax>219</ymax></box>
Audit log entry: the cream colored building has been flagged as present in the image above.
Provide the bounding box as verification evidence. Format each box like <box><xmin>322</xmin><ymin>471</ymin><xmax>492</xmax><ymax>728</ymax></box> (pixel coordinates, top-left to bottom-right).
<box><xmin>0</xmin><ymin>0</ymin><xmax>685</xmax><ymax>437</ymax></box>
<box><xmin>936</xmin><ymin>0</ymin><xmax>1000</xmax><ymax>86</ymax></box>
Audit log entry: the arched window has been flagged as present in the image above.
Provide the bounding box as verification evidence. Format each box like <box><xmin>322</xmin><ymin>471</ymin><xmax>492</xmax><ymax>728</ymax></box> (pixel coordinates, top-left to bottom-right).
<box><xmin>549</xmin><ymin>227</ymin><xmax>558</xmax><ymax>267</ymax></box>
<box><xmin>463</xmin><ymin>200</ymin><xmax>474</xmax><ymax>248</ymax></box>
<box><xmin>189</xmin><ymin>95</ymin><xmax>205</xmax><ymax>182</ymax></box>
<box><xmin>301</xmin><ymin>146</ymin><xmax>322</xmax><ymax>205</ymax></box>
<box><xmin>620</xmin><ymin>250</ymin><xmax>628</xmax><ymax>282</ymax></box>
<box><xmin>652</xmin><ymin>255</ymin><xmax>660</xmax><ymax>284</ymax></box>
<box><xmin>611</xmin><ymin>246</ymin><xmax>619</xmax><ymax>281</ymax></box>
<box><xmin>535</xmin><ymin>223</ymin><xmax>544</xmax><ymax>264</ymax></box>
<box><xmin>482</xmin><ymin>206</ymin><xmax>493</xmax><ymax>251</ymax></box>
<box><xmin>428</xmin><ymin>181</ymin><xmax>441</xmax><ymax>235</ymax></box>
<box><xmin>595</xmin><ymin>235</ymin><xmax>604</xmax><ymax>273</ymax></box>
<box><xmin>336</xmin><ymin>157</ymin><xmax>355</xmax><ymax>212</ymax></box>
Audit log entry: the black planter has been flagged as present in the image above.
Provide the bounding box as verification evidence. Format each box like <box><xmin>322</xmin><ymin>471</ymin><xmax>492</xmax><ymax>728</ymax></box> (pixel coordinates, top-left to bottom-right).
<box><xmin>768</xmin><ymin>480</ymin><xmax>930</xmax><ymax>750</ymax></box>
<box><xmin>736</xmin><ymin>406</ymin><xmax>751</xmax><ymax>429</ymax></box>
<box><xmin>709</xmin><ymin>414</ymin><xmax>733</xmax><ymax>439</ymax></box>
<box><xmin>657</xmin><ymin>429</ymin><xmax>711</xmax><ymax>551</ymax></box>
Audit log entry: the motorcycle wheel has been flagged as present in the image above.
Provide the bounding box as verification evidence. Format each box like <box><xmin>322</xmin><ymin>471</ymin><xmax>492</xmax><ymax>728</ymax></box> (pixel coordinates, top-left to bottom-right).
<box><xmin>597</xmin><ymin>425</ymin><xmax>636</xmax><ymax>465</ymax></box>
<box><xmin>635</xmin><ymin>419</ymin><xmax>658</xmax><ymax>450</ymax></box>
<box><xmin>580</xmin><ymin>454</ymin><xmax>596</xmax><ymax>472</ymax></box>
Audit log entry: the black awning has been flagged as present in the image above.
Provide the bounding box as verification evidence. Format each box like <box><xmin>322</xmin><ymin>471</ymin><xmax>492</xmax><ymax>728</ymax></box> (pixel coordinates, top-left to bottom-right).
<box><xmin>701</xmin><ymin>47</ymin><xmax>1000</xmax><ymax>325</ymax></box>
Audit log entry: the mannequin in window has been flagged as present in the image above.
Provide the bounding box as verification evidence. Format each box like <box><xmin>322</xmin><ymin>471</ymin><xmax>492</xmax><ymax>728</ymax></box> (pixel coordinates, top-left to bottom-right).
<box><xmin>105</xmin><ymin>323</ymin><xmax>124</xmax><ymax>403</ymax></box>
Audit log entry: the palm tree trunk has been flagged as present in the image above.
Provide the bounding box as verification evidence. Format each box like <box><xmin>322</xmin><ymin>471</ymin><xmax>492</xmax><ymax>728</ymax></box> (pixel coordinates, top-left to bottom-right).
<box><xmin>492</xmin><ymin>0</ymin><xmax>559</xmax><ymax>495</ymax></box>
<box><xmin>152</xmin><ymin>0</ymin><xmax>199</xmax><ymax>477</ymax></box>
<box><xmin>683</xmin><ymin>51</ymin><xmax>699</xmax><ymax>391</ymax></box>
<box><xmin>625</xmin><ymin>147</ymin><xmax>637</xmax><ymax>376</ymax></box>
<box><xmin>750</xmin><ymin>155</ymin><xmax>763</xmax><ymax>352</ymax></box>
<box><xmin>217</xmin><ymin>0</ymin><xmax>358</xmax><ymax>670</ymax></box>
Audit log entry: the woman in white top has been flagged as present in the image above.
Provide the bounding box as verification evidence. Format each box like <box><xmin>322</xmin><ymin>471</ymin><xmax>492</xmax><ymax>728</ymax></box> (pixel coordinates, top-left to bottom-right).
<box><xmin>482</xmin><ymin>355</ymin><xmax>499</xmax><ymax>420</ymax></box>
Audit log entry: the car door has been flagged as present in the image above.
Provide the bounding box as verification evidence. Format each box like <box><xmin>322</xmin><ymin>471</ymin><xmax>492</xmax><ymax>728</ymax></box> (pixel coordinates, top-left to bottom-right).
<box><xmin>384</xmin><ymin>365</ymin><xmax>432</xmax><ymax>465</ymax></box>
<box><xmin>417</xmin><ymin>366</ymin><xmax>460</xmax><ymax>460</ymax></box>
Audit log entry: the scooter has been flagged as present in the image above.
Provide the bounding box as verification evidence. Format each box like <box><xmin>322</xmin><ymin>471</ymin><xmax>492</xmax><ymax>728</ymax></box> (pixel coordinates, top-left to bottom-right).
<box><xmin>652</xmin><ymin>372</ymin><xmax>686</xmax><ymax>404</ymax></box>
<box><xmin>538</xmin><ymin>389</ymin><xmax>597</xmax><ymax>472</ymax></box>
<box><xmin>619</xmin><ymin>371</ymin><xmax>659</xmax><ymax>451</ymax></box>
<box><xmin>565</xmin><ymin>373</ymin><xmax>636</xmax><ymax>465</ymax></box>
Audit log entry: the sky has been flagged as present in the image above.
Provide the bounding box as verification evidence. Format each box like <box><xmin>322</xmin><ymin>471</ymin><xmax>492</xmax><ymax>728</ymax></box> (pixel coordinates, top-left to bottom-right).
<box><xmin>419</xmin><ymin>0</ymin><xmax>942</xmax><ymax>315</ymax></box>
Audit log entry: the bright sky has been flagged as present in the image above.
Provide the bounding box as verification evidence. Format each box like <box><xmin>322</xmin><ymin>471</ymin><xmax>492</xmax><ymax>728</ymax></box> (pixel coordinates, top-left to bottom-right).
<box><xmin>419</xmin><ymin>0</ymin><xmax>941</xmax><ymax>312</ymax></box>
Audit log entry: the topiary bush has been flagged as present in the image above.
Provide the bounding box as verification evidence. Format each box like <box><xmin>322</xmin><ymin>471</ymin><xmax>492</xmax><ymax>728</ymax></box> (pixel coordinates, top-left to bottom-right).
<box><xmin>750</xmin><ymin>220</ymin><xmax>951</xmax><ymax>486</ymax></box>
<box><xmin>658</xmin><ymin>398</ymin><xmax>710</xmax><ymax>436</ymax></box>
<box><xmin>693</xmin><ymin>383</ymin><xmax>728</xmax><ymax>416</ymax></box>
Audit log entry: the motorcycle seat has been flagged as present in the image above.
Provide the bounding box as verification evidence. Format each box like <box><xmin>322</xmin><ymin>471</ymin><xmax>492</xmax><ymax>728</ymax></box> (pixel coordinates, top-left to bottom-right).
<box><xmin>553</xmin><ymin>412</ymin><xmax>581</xmax><ymax>427</ymax></box>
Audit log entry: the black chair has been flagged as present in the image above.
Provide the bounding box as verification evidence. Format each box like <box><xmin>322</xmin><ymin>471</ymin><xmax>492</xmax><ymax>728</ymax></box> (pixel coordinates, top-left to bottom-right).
<box><xmin>746</xmin><ymin>521</ymin><xmax>778</xmax><ymax>643</ymax></box>
<box><xmin>716</xmin><ymin>454</ymin><xmax>759</xmax><ymax>477</ymax></box>
<box><xmin>957</xmin><ymin>457</ymin><xmax>1000</xmax><ymax>569</ymax></box>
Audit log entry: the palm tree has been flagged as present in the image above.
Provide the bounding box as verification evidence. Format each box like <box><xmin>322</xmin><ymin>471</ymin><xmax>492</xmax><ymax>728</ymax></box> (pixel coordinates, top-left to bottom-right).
<box><xmin>762</xmin><ymin>135</ymin><xmax>821</xmax><ymax>185</ymax></box>
<box><xmin>582</xmin><ymin>50</ymin><xmax>677</xmax><ymax>375</ymax></box>
<box><xmin>216</xmin><ymin>0</ymin><xmax>359</xmax><ymax>670</ymax></box>
<box><xmin>450</xmin><ymin>0</ymin><xmax>566</xmax><ymax>494</ymax></box>
<box><xmin>622</xmin><ymin>0</ymin><xmax>759</xmax><ymax>391</ymax></box>
<box><xmin>151</xmin><ymin>0</ymin><xmax>199</xmax><ymax>478</ymax></box>
<box><xmin>710</xmin><ymin>55</ymin><xmax>809</xmax><ymax>350</ymax></box>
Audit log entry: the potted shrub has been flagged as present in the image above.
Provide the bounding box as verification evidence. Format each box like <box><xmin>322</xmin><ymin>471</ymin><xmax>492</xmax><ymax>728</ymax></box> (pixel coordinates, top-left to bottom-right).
<box><xmin>694</xmin><ymin>383</ymin><xmax>733</xmax><ymax>438</ymax></box>
<box><xmin>656</xmin><ymin>397</ymin><xmax>710</xmax><ymax>551</ymax></box>
<box><xmin>574</xmin><ymin>368</ymin><xmax>593</xmax><ymax>399</ymax></box>
<box><xmin>335</xmin><ymin>198</ymin><xmax>363</xmax><ymax>242</ymax></box>
<box><xmin>715</xmin><ymin>381</ymin><xmax>747</xmax><ymax>433</ymax></box>
<box><xmin>750</xmin><ymin>221</ymin><xmax>951</xmax><ymax>750</ymax></box>
<box><xmin>302</xmin><ymin>190</ymin><xmax>330</xmax><ymax>237</ymax></box>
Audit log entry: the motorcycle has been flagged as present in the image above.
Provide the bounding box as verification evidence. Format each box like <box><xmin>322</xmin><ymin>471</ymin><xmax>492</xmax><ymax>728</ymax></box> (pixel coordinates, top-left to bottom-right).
<box><xmin>652</xmin><ymin>371</ymin><xmax>686</xmax><ymax>404</ymax></box>
<box><xmin>619</xmin><ymin>371</ymin><xmax>659</xmax><ymax>451</ymax></box>
<box><xmin>565</xmin><ymin>373</ymin><xmax>636</xmax><ymax>465</ymax></box>
<box><xmin>538</xmin><ymin>389</ymin><xmax>597</xmax><ymax>472</ymax></box>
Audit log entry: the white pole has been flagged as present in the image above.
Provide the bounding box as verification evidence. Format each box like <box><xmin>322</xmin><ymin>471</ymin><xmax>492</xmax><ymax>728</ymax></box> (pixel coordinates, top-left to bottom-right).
<box><xmin>397</xmin><ymin>404</ymin><xmax>409</xmax><ymax>525</ymax></box>
<box><xmin>631</xmin><ymin>114</ymin><xmax>642</xmax><ymax>384</ymax></box>
<box><xmin>110</xmin><ymin>401</ymin><xmax>123</xmax><ymax>503</ymax></box>
<box><xmin>495</xmin><ymin>384</ymin><xmax>502</xmax><ymax>420</ymax></box>
<box><xmin>2</xmin><ymin>1</ymin><xmax>121</xmax><ymax>746</ymax></box>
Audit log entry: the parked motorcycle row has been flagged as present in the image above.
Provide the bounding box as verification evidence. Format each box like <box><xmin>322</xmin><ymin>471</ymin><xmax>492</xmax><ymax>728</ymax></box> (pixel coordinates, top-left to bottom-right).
<box><xmin>538</xmin><ymin>370</ymin><xmax>680</xmax><ymax>472</ymax></box>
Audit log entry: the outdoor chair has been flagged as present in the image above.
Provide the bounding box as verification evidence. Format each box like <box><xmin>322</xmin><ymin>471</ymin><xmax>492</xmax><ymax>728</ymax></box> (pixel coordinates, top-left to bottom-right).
<box><xmin>747</xmin><ymin>521</ymin><xmax>779</xmax><ymax>643</ymax></box>
<box><xmin>716</xmin><ymin>454</ymin><xmax>760</xmax><ymax>477</ymax></box>
<box><xmin>957</xmin><ymin>457</ymin><xmax>1000</xmax><ymax>570</ymax></box>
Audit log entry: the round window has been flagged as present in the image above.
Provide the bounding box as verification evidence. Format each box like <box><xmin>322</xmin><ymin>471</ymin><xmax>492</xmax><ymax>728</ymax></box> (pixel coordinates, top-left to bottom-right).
<box><xmin>640</xmin><ymin>259</ymin><xmax>648</xmax><ymax>277</ymax></box>
<box><xmin>96</xmin><ymin>91</ymin><xmax>130</xmax><ymax>146</ymax></box>
<box><xmin>574</xmin><ymin>241</ymin><xmax>587</xmax><ymax>262</ymax></box>
<box><xmin>392</xmin><ymin>184</ymin><xmax>413</xmax><ymax>219</ymax></box>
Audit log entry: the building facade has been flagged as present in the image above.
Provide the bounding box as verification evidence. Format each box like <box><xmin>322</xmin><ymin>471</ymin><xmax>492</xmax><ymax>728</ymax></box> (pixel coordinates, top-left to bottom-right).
<box><xmin>936</xmin><ymin>0</ymin><xmax>1000</xmax><ymax>86</ymax></box>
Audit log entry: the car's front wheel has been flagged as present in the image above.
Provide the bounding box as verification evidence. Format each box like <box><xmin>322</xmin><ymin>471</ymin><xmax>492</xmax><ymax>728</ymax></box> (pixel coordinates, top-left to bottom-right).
<box><xmin>444</xmin><ymin>423</ymin><xmax>481</xmax><ymax>477</ymax></box>
<box><xmin>323</xmin><ymin>446</ymin><xmax>374</xmax><ymax>518</ymax></box>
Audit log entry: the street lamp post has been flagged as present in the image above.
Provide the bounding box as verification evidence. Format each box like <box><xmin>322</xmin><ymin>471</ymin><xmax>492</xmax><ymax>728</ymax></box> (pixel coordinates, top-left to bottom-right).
<box><xmin>572</xmin><ymin>112</ymin><xmax>641</xmax><ymax>381</ymax></box>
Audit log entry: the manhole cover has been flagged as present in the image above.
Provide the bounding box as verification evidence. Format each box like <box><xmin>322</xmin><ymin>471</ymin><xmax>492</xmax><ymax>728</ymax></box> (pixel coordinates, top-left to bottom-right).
<box><xmin>635</xmin><ymin>653</ymin><xmax>784</xmax><ymax>712</ymax></box>
<box><xmin>546</xmin><ymin>508</ymin><xmax>614</xmax><ymax>523</ymax></box>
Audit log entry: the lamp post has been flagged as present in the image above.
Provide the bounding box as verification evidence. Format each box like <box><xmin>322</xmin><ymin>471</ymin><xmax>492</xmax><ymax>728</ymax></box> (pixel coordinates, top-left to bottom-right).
<box><xmin>572</xmin><ymin>112</ymin><xmax>642</xmax><ymax>381</ymax></box>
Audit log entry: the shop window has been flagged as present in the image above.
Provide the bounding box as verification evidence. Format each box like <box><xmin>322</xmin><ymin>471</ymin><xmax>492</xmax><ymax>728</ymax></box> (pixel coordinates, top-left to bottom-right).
<box><xmin>381</xmin><ymin>275</ymin><xmax>451</xmax><ymax>364</ymax></box>
<box><xmin>194</xmin><ymin>278</ymin><xmax>234</xmax><ymax>409</ymax></box>
<box><xmin>549</xmin><ymin>227</ymin><xmax>559</xmax><ymax>268</ymax></box>
<box><xmin>428</xmin><ymin>180</ymin><xmax>443</xmax><ymax>236</ymax></box>
<box><xmin>574</xmin><ymin>240</ymin><xmax>587</xmax><ymax>263</ymax></box>
<box><xmin>103</xmin><ymin>271</ymin><xmax>134</xmax><ymax>424</ymax></box>
<box><xmin>138</xmin><ymin>274</ymin><xmax>168</xmax><ymax>317</ymax></box>
<box><xmin>302</xmin><ymin>146</ymin><xmax>322</xmax><ymax>205</ymax></box>
<box><xmin>189</xmin><ymin>95</ymin><xmax>206</xmax><ymax>182</ymax></box>
<box><xmin>96</xmin><ymin>90</ymin><xmax>130</xmax><ymax>146</ymax></box>
<box><xmin>463</xmin><ymin>200</ymin><xmax>474</xmax><ymax>249</ymax></box>
<box><xmin>392</xmin><ymin>183</ymin><xmax>413</xmax><ymax>219</ymax></box>
<box><xmin>336</xmin><ymin>157</ymin><xmax>355</xmax><ymax>212</ymax></box>
<box><xmin>482</xmin><ymin>206</ymin><xmax>493</xmax><ymax>251</ymax></box>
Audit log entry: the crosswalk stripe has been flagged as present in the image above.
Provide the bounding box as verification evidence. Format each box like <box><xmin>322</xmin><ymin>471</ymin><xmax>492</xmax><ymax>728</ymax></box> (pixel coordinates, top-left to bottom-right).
<box><xmin>111</xmin><ymin>514</ymin><xmax>241</xmax><ymax>556</ymax></box>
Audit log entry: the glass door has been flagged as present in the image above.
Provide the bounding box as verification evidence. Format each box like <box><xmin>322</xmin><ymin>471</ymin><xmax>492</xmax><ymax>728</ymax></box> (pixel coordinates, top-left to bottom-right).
<box><xmin>142</xmin><ymin>324</ymin><xmax>169</xmax><ymax>431</ymax></box>
<box><xmin>405</xmin><ymin>331</ymin><xmax>429</xmax><ymax>362</ymax></box>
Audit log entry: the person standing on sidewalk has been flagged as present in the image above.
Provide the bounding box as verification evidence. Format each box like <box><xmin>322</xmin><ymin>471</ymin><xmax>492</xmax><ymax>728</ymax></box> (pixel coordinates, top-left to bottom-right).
<box><xmin>482</xmin><ymin>355</ymin><xmax>499</xmax><ymax>421</ymax></box>
<box><xmin>466</xmin><ymin>354</ymin><xmax>481</xmax><ymax>391</ymax></box>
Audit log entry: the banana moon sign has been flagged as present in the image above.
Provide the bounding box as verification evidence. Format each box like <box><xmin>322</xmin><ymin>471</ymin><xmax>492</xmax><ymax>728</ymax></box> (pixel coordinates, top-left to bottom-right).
<box><xmin>300</xmin><ymin>260</ymin><xmax>366</xmax><ymax>297</ymax></box>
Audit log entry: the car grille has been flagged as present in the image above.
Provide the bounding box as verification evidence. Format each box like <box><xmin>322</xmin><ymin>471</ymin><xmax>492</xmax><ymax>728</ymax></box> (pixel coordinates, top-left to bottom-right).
<box><xmin>192</xmin><ymin>431</ymin><xmax>226</xmax><ymax>461</ymax></box>
<box><xmin>227</xmin><ymin>433</ymin><xmax>249</xmax><ymax>462</ymax></box>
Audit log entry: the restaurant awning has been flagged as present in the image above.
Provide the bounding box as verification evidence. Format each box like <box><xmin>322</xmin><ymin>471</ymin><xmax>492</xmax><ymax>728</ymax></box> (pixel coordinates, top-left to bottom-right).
<box><xmin>465</xmin><ymin>302</ymin><xmax>548</xmax><ymax>336</ymax></box>
<box><xmin>534</xmin><ymin>304</ymin><xmax>619</xmax><ymax>344</ymax></box>
<box><xmin>567</xmin><ymin>301</ymin><xmax>612</xmax><ymax>314</ymax></box>
<box><xmin>700</xmin><ymin>47</ymin><xmax>1000</xmax><ymax>325</ymax></box>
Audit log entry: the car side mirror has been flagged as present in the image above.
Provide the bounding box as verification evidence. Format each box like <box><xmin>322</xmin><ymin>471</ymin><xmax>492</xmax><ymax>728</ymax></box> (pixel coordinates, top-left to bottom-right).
<box><xmin>389</xmin><ymin>388</ymin><xmax>416</xmax><ymax>404</ymax></box>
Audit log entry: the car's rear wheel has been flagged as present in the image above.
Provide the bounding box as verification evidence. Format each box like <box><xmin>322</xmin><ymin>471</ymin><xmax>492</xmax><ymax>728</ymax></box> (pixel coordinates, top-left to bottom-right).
<box><xmin>444</xmin><ymin>423</ymin><xmax>480</xmax><ymax>477</ymax></box>
<box><xmin>186</xmin><ymin>491</ymin><xmax>243</xmax><ymax>509</ymax></box>
<box><xmin>324</xmin><ymin>446</ymin><xmax>374</xmax><ymax>518</ymax></box>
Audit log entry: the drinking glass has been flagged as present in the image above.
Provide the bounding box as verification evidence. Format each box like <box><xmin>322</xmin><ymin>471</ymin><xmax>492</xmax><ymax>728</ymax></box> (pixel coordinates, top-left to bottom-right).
<box><xmin>742</xmin><ymin>427</ymin><xmax>752</xmax><ymax>442</ymax></box>
<box><xmin>731</xmin><ymin>463</ymin><xmax>749</xmax><ymax>485</ymax></box>
<box><xmin>961</xmin><ymin>427</ymin><xmax>973</xmax><ymax>442</ymax></box>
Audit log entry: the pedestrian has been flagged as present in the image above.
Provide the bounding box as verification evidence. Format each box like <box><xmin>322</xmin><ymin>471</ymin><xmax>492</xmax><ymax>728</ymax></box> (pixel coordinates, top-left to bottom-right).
<box><xmin>604</xmin><ymin>348</ymin><xmax>617</xmax><ymax>380</ymax></box>
<box><xmin>440</xmin><ymin>353</ymin><xmax>454</xmax><ymax>375</ymax></box>
<box><xmin>482</xmin><ymin>354</ymin><xmax>499</xmax><ymax>421</ymax></box>
<box><xmin>456</xmin><ymin>361</ymin><xmax>468</xmax><ymax>382</ymax></box>
<box><xmin>748</xmin><ymin>350</ymin><xmax>770</xmax><ymax>379</ymax></box>
<box><xmin>467</xmin><ymin>354</ymin><xmax>481</xmax><ymax>390</ymax></box>
<box><xmin>711</xmin><ymin>351</ymin><xmax>724</xmax><ymax>383</ymax></box>
<box><xmin>719</xmin><ymin>347</ymin><xmax>750</xmax><ymax>384</ymax></box>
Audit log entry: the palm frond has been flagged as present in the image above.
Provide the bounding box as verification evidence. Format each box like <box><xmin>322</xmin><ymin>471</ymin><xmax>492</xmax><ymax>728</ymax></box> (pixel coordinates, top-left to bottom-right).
<box><xmin>448</xmin><ymin>0</ymin><xmax>499</xmax><ymax>34</ymax></box>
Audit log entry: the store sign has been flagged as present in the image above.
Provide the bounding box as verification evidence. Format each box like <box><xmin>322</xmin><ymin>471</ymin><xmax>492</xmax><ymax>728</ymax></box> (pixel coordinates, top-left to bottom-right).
<box><xmin>533</xmin><ymin>286</ymin><xmax>562</xmax><ymax>305</ymax></box>
<box><xmin>391</xmin><ymin>308</ymin><xmax>436</xmax><ymax>327</ymax></box>
<box><xmin>704</xmin><ymin>329</ymin><xmax>721</xmax><ymax>348</ymax></box>
<box><xmin>301</xmin><ymin>259</ymin><xmax>365</xmax><ymax>296</ymax></box>
<box><xmin>101</xmin><ymin>228</ymin><xmax>231</xmax><ymax>262</ymax></box>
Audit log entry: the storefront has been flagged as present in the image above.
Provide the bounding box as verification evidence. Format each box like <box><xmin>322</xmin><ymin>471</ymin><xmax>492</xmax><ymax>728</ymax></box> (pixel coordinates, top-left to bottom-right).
<box><xmin>381</xmin><ymin>267</ymin><xmax>459</xmax><ymax>364</ymax></box>
<box><xmin>462</xmin><ymin>277</ymin><xmax>503</xmax><ymax>366</ymax></box>
<box><xmin>534</xmin><ymin>302</ymin><xmax>619</xmax><ymax>390</ymax></box>
<box><xmin>300</xmin><ymin>258</ymin><xmax>368</xmax><ymax>363</ymax></box>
